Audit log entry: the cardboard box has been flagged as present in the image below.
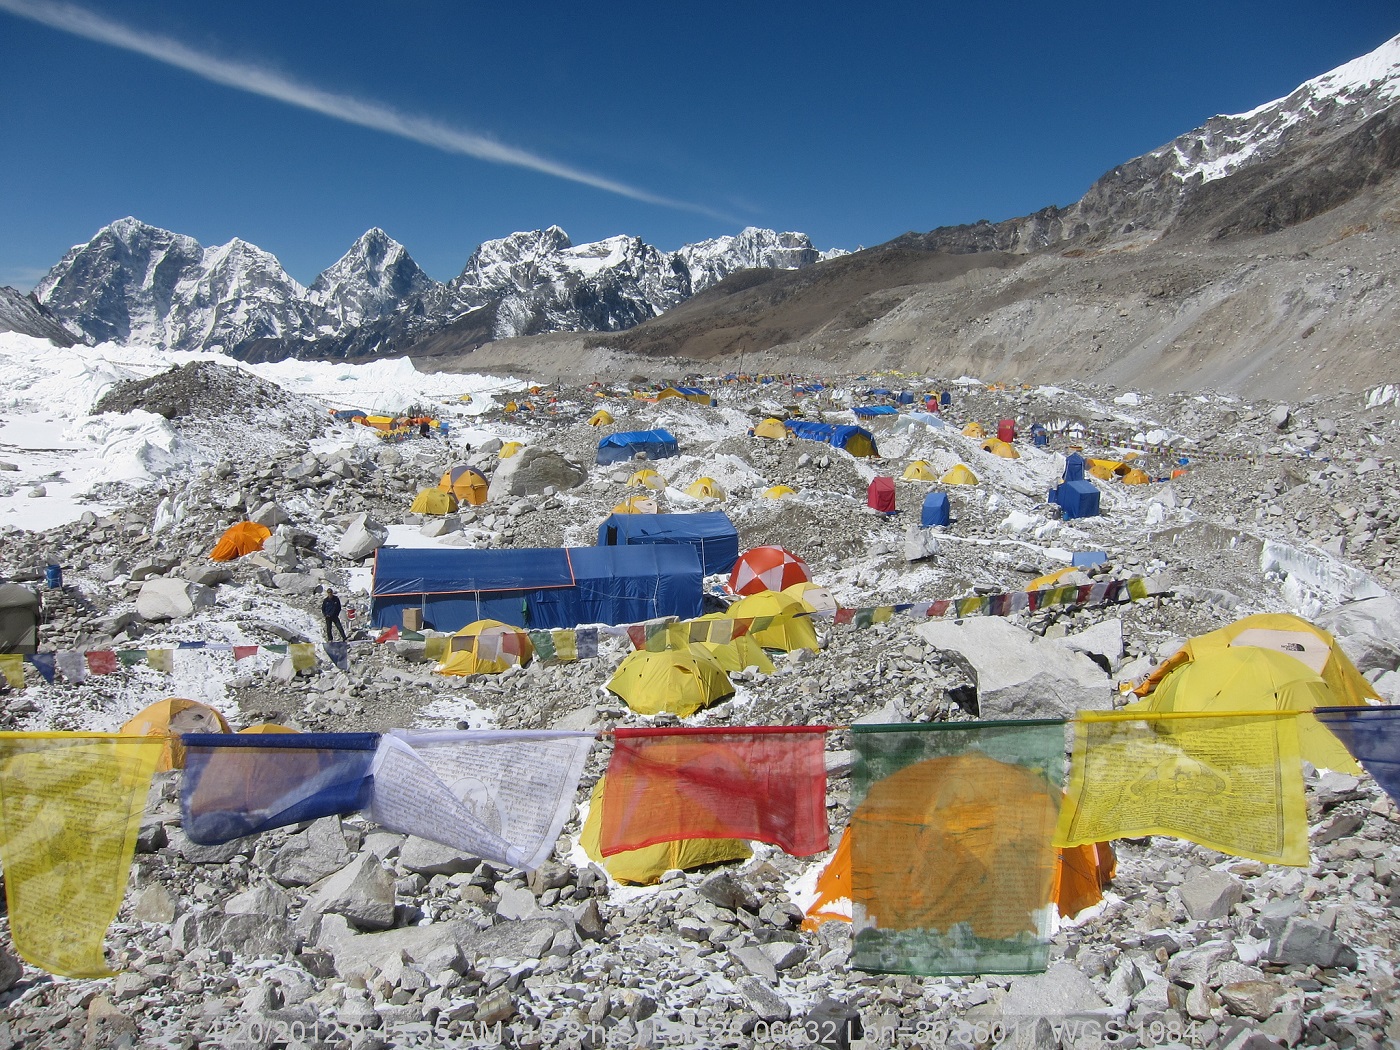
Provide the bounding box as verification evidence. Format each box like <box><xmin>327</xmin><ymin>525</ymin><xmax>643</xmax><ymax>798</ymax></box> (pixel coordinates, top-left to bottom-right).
<box><xmin>402</xmin><ymin>609</ymin><xmax>423</xmax><ymax>631</ymax></box>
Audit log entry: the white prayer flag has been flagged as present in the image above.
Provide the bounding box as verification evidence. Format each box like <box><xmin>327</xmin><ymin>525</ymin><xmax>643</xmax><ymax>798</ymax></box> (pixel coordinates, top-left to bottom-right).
<box><xmin>368</xmin><ymin>730</ymin><xmax>594</xmax><ymax>871</ymax></box>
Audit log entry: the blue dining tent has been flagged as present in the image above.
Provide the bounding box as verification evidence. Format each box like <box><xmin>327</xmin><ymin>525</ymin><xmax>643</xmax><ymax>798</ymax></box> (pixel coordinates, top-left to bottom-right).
<box><xmin>597</xmin><ymin>511</ymin><xmax>739</xmax><ymax>576</ymax></box>
<box><xmin>370</xmin><ymin>544</ymin><xmax>702</xmax><ymax>632</ymax></box>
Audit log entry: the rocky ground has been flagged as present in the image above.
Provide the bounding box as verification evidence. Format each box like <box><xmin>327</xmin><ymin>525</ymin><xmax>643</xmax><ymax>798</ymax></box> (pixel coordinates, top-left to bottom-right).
<box><xmin>0</xmin><ymin>361</ymin><xmax>1398</xmax><ymax>1048</ymax></box>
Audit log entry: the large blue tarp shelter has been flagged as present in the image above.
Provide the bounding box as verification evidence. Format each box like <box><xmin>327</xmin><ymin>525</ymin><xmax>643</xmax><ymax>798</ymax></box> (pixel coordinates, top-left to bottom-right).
<box><xmin>783</xmin><ymin>420</ymin><xmax>878</xmax><ymax>457</ymax></box>
<box><xmin>1051</xmin><ymin>480</ymin><xmax>1100</xmax><ymax>520</ymax></box>
<box><xmin>597</xmin><ymin>511</ymin><xmax>739</xmax><ymax>576</ymax></box>
<box><xmin>921</xmin><ymin>492</ymin><xmax>951</xmax><ymax>527</ymax></box>
<box><xmin>596</xmin><ymin>429</ymin><xmax>679</xmax><ymax>464</ymax></box>
<box><xmin>370</xmin><ymin>544</ymin><xmax>702</xmax><ymax>632</ymax></box>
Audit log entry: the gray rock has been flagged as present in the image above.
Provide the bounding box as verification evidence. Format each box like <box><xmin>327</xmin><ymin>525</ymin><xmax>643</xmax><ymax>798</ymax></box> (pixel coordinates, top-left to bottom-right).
<box><xmin>1180</xmin><ymin>868</ymin><xmax>1244</xmax><ymax>922</ymax></box>
<box><xmin>486</xmin><ymin>448</ymin><xmax>586</xmax><ymax>500</ymax></box>
<box><xmin>131</xmin><ymin>883</ymin><xmax>176</xmax><ymax>923</ymax></box>
<box><xmin>1000</xmin><ymin>962</ymin><xmax>1109</xmax><ymax>1020</ymax></box>
<box><xmin>420</xmin><ymin>514</ymin><xmax>461</xmax><ymax>538</ymax></box>
<box><xmin>1055</xmin><ymin>618</ymin><xmax>1125</xmax><ymax>665</ymax></box>
<box><xmin>399</xmin><ymin>836</ymin><xmax>481</xmax><ymax>876</ymax></box>
<box><xmin>267</xmin><ymin>818</ymin><xmax>353</xmax><ymax>887</ymax></box>
<box><xmin>271</xmin><ymin>572</ymin><xmax>319</xmax><ymax>595</ymax></box>
<box><xmin>1219</xmin><ymin>980</ymin><xmax>1284</xmax><ymax>1021</ymax></box>
<box><xmin>495</xmin><ymin>885</ymin><xmax>544</xmax><ymax>922</ymax></box>
<box><xmin>1270</xmin><ymin>404</ymin><xmax>1291</xmax><ymax>429</ymax></box>
<box><xmin>173</xmin><ymin>911</ymin><xmax>301</xmax><ymax>958</ymax></box>
<box><xmin>738</xmin><ymin>976</ymin><xmax>790</xmax><ymax>1022</ymax></box>
<box><xmin>916</xmin><ymin>618</ymin><xmax>1112</xmax><ymax>719</ymax></box>
<box><xmin>306</xmin><ymin>854</ymin><xmax>397</xmax><ymax>930</ymax></box>
<box><xmin>337</xmin><ymin>513</ymin><xmax>388</xmax><ymax>560</ymax></box>
<box><xmin>1266</xmin><ymin>917</ymin><xmax>1359</xmax><ymax>969</ymax></box>
<box><xmin>224</xmin><ymin>883</ymin><xmax>292</xmax><ymax>918</ymax></box>
<box><xmin>904</xmin><ymin>525</ymin><xmax>939</xmax><ymax>563</ymax></box>
<box><xmin>250</xmin><ymin>501</ymin><xmax>291</xmax><ymax>528</ymax></box>
<box><xmin>167</xmin><ymin>827</ymin><xmax>247</xmax><ymax>864</ymax></box>
<box><xmin>263</xmin><ymin>525</ymin><xmax>301</xmax><ymax>570</ymax></box>
<box><xmin>0</xmin><ymin>943</ymin><xmax>21</xmax><ymax>993</ymax></box>
<box><xmin>136</xmin><ymin>577</ymin><xmax>216</xmax><ymax>621</ymax></box>
<box><xmin>731</xmin><ymin>945</ymin><xmax>778</xmax><ymax>983</ymax></box>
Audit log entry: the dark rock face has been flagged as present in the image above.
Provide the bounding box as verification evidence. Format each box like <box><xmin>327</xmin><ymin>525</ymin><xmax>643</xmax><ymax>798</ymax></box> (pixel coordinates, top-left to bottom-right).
<box><xmin>0</xmin><ymin>286</ymin><xmax>79</xmax><ymax>346</ymax></box>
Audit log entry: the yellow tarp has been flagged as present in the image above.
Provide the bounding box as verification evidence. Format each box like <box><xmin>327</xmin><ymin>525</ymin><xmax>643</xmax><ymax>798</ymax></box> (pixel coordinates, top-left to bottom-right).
<box><xmin>1029</xmin><ymin>566</ymin><xmax>1081</xmax><ymax>590</ymax></box>
<box><xmin>0</xmin><ymin>733</ymin><xmax>163</xmax><ymax>977</ymax></box>
<box><xmin>410</xmin><ymin>488</ymin><xmax>458</xmax><ymax>515</ymax></box>
<box><xmin>1133</xmin><ymin>612</ymin><xmax>1379</xmax><ymax>711</ymax></box>
<box><xmin>940</xmin><ymin>464</ymin><xmax>979</xmax><ymax>486</ymax></box>
<box><xmin>606</xmin><ymin>649</ymin><xmax>733</xmax><ymax>716</ymax></box>
<box><xmin>727</xmin><ymin>589</ymin><xmax>819</xmax><ymax>653</ymax></box>
<box><xmin>1086</xmin><ymin>458</ymin><xmax>1126</xmax><ymax>481</ymax></box>
<box><xmin>901</xmin><ymin>461</ymin><xmax>937</xmax><ymax>481</ymax></box>
<box><xmin>119</xmin><ymin>698</ymin><xmax>230</xmax><ymax>772</ymax></box>
<box><xmin>1055</xmin><ymin>710</ymin><xmax>1309</xmax><ymax>866</ymax></box>
<box><xmin>579</xmin><ymin>778</ymin><xmax>750</xmax><ymax>884</ymax></box>
<box><xmin>1121</xmin><ymin>645</ymin><xmax>1360</xmax><ymax>773</ymax></box>
<box><xmin>209</xmin><ymin>521</ymin><xmax>271</xmax><ymax>562</ymax></box>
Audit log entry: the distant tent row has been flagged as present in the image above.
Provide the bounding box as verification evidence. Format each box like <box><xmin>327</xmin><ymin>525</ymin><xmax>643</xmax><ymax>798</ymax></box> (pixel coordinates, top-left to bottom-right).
<box><xmin>784</xmin><ymin>420</ymin><xmax>878</xmax><ymax>458</ymax></box>
<box><xmin>597</xmin><ymin>429</ymin><xmax>680</xmax><ymax>465</ymax></box>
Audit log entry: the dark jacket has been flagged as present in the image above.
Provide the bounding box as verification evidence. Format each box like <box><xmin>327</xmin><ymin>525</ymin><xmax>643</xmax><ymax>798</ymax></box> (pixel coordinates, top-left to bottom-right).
<box><xmin>322</xmin><ymin>593</ymin><xmax>342</xmax><ymax>619</ymax></box>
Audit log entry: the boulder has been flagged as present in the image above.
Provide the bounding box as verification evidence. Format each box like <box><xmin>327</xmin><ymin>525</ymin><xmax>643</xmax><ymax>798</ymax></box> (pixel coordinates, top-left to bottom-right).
<box><xmin>904</xmin><ymin>525</ymin><xmax>939</xmax><ymax>563</ymax></box>
<box><xmin>1179</xmin><ymin>867</ymin><xmax>1244</xmax><ymax>921</ymax></box>
<box><xmin>915</xmin><ymin>618</ymin><xmax>1113</xmax><ymax>719</ymax></box>
<box><xmin>1266</xmin><ymin>917</ymin><xmax>1359</xmax><ymax>969</ymax></box>
<box><xmin>0</xmin><ymin>942</ymin><xmax>23</xmax><ymax>994</ymax></box>
<box><xmin>1000</xmin><ymin>963</ymin><xmax>1109</xmax><ymax>1021</ymax></box>
<box><xmin>136</xmin><ymin>577</ymin><xmax>216</xmax><ymax>622</ymax></box>
<box><xmin>337</xmin><ymin>513</ymin><xmax>388</xmax><ymax>560</ymax></box>
<box><xmin>264</xmin><ymin>526</ymin><xmax>300</xmax><ymax>570</ymax></box>
<box><xmin>1315</xmin><ymin>594</ymin><xmax>1400</xmax><ymax>674</ymax></box>
<box><xmin>420</xmin><ymin>514</ymin><xmax>461</xmax><ymax>538</ymax></box>
<box><xmin>1055</xmin><ymin>618</ymin><xmax>1125</xmax><ymax>667</ymax></box>
<box><xmin>225</xmin><ymin>883</ymin><xmax>292</xmax><ymax>918</ymax></box>
<box><xmin>399</xmin><ymin>836</ymin><xmax>481</xmax><ymax>876</ymax></box>
<box><xmin>305</xmin><ymin>855</ymin><xmax>396</xmax><ymax>931</ymax></box>
<box><xmin>486</xmin><ymin>448</ymin><xmax>586</xmax><ymax>500</ymax></box>
<box><xmin>268</xmin><ymin>818</ymin><xmax>354</xmax><ymax>887</ymax></box>
<box><xmin>250</xmin><ymin>501</ymin><xmax>291</xmax><ymax>528</ymax></box>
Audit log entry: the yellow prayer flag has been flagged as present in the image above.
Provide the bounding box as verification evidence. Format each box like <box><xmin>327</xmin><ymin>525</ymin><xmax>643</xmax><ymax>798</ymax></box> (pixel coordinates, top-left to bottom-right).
<box><xmin>554</xmin><ymin>630</ymin><xmax>577</xmax><ymax>663</ymax></box>
<box><xmin>423</xmin><ymin>637</ymin><xmax>448</xmax><ymax>662</ymax></box>
<box><xmin>872</xmin><ymin>606</ymin><xmax>894</xmax><ymax>624</ymax></box>
<box><xmin>1054</xmin><ymin>711</ymin><xmax>1309</xmax><ymax>866</ymax></box>
<box><xmin>0</xmin><ymin>654</ymin><xmax>24</xmax><ymax>688</ymax></box>
<box><xmin>289</xmin><ymin>642</ymin><xmax>317</xmax><ymax>673</ymax></box>
<box><xmin>145</xmin><ymin>649</ymin><xmax>174</xmax><ymax>674</ymax></box>
<box><xmin>0</xmin><ymin>733</ymin><xmax>163</xmax><ymax>977</ymax></box>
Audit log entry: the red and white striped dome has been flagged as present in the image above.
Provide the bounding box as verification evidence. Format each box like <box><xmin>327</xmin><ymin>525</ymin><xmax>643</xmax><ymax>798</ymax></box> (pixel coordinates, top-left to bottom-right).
<box><xmin>729</xmin><ymin>546</ymin><xmax>812</xmax><ymax>596</ymax></box>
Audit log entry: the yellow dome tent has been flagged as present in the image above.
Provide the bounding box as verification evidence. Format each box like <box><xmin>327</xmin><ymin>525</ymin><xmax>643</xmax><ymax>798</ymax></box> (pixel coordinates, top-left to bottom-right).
<box><xmin>121</xmin><ymin>698</ymin><xmax>231</xmax><ymax>772</ymax></box>
<box><xmin>761</xmin><ymin>485</ymin><xmax>797</xmax><ymax>499</ymax></box>
<box><xmin>689</xmin><ymin>638</ymin><xmax>775</xmax><ymax>675</ymax></box>
<box><xmin>410</xmin><ymin>488</ymin><xmax>458</xmax><ymax>515</ymax></box>
<box><xmin>727</xmin><ymin>589</ymin><xmax>820</xmax><ymax>653</ymax></box>
<box><xmin>902</xmin><ymin>461</ymin><xmax>937</xmax><ymax>481</ymax></box>
<box><xmin>439</xmin><ymin>464</ymin><xmax>488</xmax><ymax>505</ymax></box>
<box><xmin>1121</xmin><ymin>646</ymin><xmax>1362</xmax><ymax>773</ymax></box>
<box><xmin>1120</xmin><ymin>468</ymin><xmax>1151</xmax><ymax>485</ymax></box>
<box><xmin>237</xmin><ymin>723</ymin><xmax>298</xmax><ymax>734</ymax></box>
<box><xmin>210</xmin><ymin>521</ymin><xmax>271</xmax><ymax>561</ymax></box>
<box><xmin>1132</xmin><ymin>613</ymin><xmax>1379</xmax><ymax>710</ymax></box>
<box><xmin>500</xmin><ymin>441</ymin><xmax>524</xmax><ymax>459</ymax></box>
<box><xmin>606</xmin><ymin>649</ymin><xmax>733</xmax><ymax>717</ymax></box>
<box><xmin>579</xmin><ymin>778</ymin><xmax>750</xmax><ymax>884</ymax></box>
<box><xmin>627</xmin><ymin>469</ymin><xmax>667</xmax><ymax>491</ymax></box>
<box><xmin>1086</xmin><ymin>458</ymin><xmax>1127</xmax><ymax>481</ymax></box>
<box><xmin>588</xmin><ymin>409</ymin><xmax>615</xmax><ymax>426</ymax></box>
<box><xmin>961</xmin><ymin>422</ymin><xmax>986</xmax><ymax>438</ymax></box>
<box><xmin>438</xmin><ymin>619</ymin><xmax>534</xmax><ymax>676</ymax></box>
<box><xmin>612</xmin><ymin>496</ymin><xmax>660</xmax><ymax>514</ymax></box>
<box><xmin>754</xmin><ymin>418</ymin><xmax>788</xmax><ymax>440</ymax></box>
<box><xmin>782</xmin><ymin>581</ymin><xmax>839</xmax><ymax>614</ymax></box>
<box><xmin>981</xmin><ymin>438</ymin><xmax>1021</xmax><ymax>459</ymax></box>
<box><xmin>940</xmin><ymin>464</ymin><xmax>979</xmax><ymax>485</ymax></box>
<box><xmin>684</xmin><ymin>477</ymin><xmax>726</xmax><ymax>501</ymax></box>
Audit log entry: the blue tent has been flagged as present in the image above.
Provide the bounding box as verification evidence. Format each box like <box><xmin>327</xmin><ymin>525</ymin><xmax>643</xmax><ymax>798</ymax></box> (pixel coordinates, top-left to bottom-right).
<box><xmin>1072</xmin><ymin>551</ymin><xmax>1107</xmax><ymax>568</ymax></box>
<box><xmin>1031</xmin><ymin>424</ymin><xmax>1049</xmax><ymax>447</ymax></box>
<box><xmin>597</xmin><ymin>511</ymin><xmax>739</xmax><ymax>576</ymax></box>
<box><xmin>1051</xmin><ymin>480</ymin><xmax>1100</xmax><ymax>520</ymax></box>
<box><xmin>853</xmin><ymin>405</ymin><xmax>898</xmax><ymax>418</ymax></box>
<box><xmin>896</xmin><ymin>391</ymin><xmax>916</xmax><ymax>405</ymax></box>
<box><xmin>783</xmin><ymin>420</ymin><xmax>879</xmax><ymax>457</ymax></box>
<box><xmin>940</xmin><ymin>391</ymin><xmax>952</xmax><ymax>407</ymax></box>
<box><xmin>596</xmin><ymin>429</ymin><xmax>679</xmax><ymax>465</ymax></box>
<box><xmin>370</xmin><ymin>544</ymin><xmax>702</xmax><ymax>632</ymax></box>
<box><xmin>921</xmin><ymin>492</ymin><xmax>951</xmax><ymax>527</ymax></box>
<box><xmin>1063</xmin><ymin>452</ymin><xmax>1086</xmax><ymax>482</ymax></box>
<box><xmin>867</xmin><ymin>388</ymin><xmax>893</xmax><ymax>397</ymax></box>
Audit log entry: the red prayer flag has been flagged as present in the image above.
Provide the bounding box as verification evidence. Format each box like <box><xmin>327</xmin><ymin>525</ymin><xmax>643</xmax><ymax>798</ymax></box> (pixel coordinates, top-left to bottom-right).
<box><xmin>85</xmin><ymin>650</ymin><xmax>118</xmax><ymax>675</ymax></box>
<box><xmin>834</xmin><ymin>608</ymin><xmax>855</xmax><ymax>625</ymax></box>
<box><xmin>375</xmin><ymin>627</ymin><xmax>400</xmax><ymax>644</ymax></box>
<box><xmin>600</xmin><ymin>726</ymin><xmax>830</xmax><ymax>858</ymax></box>
<box><xmin>233</xmin><ymin>645</ymin><xmax>259</xmax><ymax>661</ymax></box>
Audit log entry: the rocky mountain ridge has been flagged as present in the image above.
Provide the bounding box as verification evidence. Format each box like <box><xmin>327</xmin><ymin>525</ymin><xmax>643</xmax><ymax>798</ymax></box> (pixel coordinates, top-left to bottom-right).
<box><xmin>27</xmin><ymin>220</ymin><xmax>842</xmax><ymax>363</ymax></box>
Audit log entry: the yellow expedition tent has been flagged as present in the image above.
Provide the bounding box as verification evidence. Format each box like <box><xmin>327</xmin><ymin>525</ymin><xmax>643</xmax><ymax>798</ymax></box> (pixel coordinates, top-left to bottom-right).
<box><xmin>210</xmin><ymin>521</ymin><xmax>271</xmax><ymax>562</ymax></box>
<box><xmin>500</xmin><ymin>441</ymin><xmax>524</xmax><ymax>459</ymax></box>
<box><xmin>612</xmin><ymin>496</ymin><xmax>660</xmax><ymax>514</ymax></box>
<box><xmin>410</xmin><ymin>489</ymin><xmax>458</xmax><ymax>515</ymax></box>
<box><xmin>754</xmin><ymin>418</ymin><xmax>788</xmax><ymax>440</ymax></box>
<box><xmin>121</xmin><ymin>698</ymin><xmax>231</xmax><ymax>771</ymax></box>
<box><xmin>684</xmin><ymin>477</ymin><xmax>726</xmax><ymax>501</ymax></box>
<box><xmin>690</xmin><ymin>638</ymin><xmax>775</xmax><ymax>674</ymax></box>
<box><xmin>606</xmin><ymin>648</ymin><xmax>733</xmax><ymax>716</ymax></box>
<box><xmin>940</xmin><ymin>464</ymin><xmax>979</xmax><ymax>486</ymax></box>
<box><xmin>440</xmin><ymin>464</ymin><xmax>488</xmax><ymax>505</ymax></box>
<box><xmin>961</xmin><ymin>422</ymin><xmax>986</xmax><ymax>438</ymax></box>
<box><xmin>727</xmin><ymin>589</ymin><xmax>819</xmax><ymax>653</ymax></box>
<box><xmin>438</xmin><ymin>619</ymin><xmax>534</xmax><ymax>676</ymax></box>
<box><xmin>981</xmin><ymin>438</ymin><xmax>1021</xmax><ymax>459</ymax></box>
<box><xmin>627</xmin><ymin>469</ymin><xmax>667</xmax><ymax>490</ymax></box>
<box><xmin>588</xmin><ymin>409</ymin><xmax>615</xmax><ymax>426</ymax></box>
<box><xmin>761</xmin><ymin>485</ymin><xmax>797</xmax><ymax>499</ymax></box>
<box><xmin>902</xmin><ymin>461</ymin><xmax>937</xmax><ymax>481</ymax></box>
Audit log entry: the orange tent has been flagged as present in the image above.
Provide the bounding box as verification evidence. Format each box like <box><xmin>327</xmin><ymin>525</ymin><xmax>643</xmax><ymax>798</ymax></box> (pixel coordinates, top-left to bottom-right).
<box><xmin>120</xmin><ymin>698</ymin><xmax>231</xmax><ymax>772</ymax></box>
<box><xmin>210</xmin><ymin>521</ymin><xmax>271</xmax><ymax>561</ymax></box>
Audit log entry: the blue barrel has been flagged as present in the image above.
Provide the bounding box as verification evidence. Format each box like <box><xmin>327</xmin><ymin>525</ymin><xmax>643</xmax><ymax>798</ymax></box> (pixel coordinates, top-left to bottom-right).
<box><xmin>45</xmin><ymin>564</ymin><xmax>62</xmax><ymax>589</ymax></box>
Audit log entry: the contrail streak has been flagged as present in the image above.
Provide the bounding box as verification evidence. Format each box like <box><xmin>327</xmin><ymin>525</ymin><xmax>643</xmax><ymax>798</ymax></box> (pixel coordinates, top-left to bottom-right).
<box><xmin>0</xmin><ymin>0</ymin><xmax>731</xmax><ymax>220</ymax></box>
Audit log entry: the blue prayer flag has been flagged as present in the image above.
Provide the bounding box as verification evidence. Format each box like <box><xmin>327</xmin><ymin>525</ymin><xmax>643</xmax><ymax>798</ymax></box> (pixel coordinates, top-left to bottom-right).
<box><xmin>1315</xmin><ymin>706</ymin><xmax>1400</xmax><ymax>805</ymax></box>
<box><xmin>25</xmin><ymin>653</ymin><xmax>55</xmax><ymax>684</ymax></box>
<box><xmin>181</xmin><ymin>733</ymin><xmax>379</xmax><ymax>844</ymax></box>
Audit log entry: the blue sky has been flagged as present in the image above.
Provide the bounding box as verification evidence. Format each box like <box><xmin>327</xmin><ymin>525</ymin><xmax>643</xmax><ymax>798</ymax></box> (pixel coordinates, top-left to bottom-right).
<box><xmin>1</xmin><ymin>1</ymin><xmax>1396</xmax><ymax>288</ymax></box>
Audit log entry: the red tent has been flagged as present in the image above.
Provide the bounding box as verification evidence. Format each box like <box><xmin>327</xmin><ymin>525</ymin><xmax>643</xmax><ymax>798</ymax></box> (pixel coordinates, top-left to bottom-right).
<box><xmin>997</xmin><ymin>418</ymin><xmax>1018</xmax><ymax>442</ymax></box>
<box><xmin>867</xmin><ymin>477</ymin><xmax>896</xmax><ymax>514</ymax></box>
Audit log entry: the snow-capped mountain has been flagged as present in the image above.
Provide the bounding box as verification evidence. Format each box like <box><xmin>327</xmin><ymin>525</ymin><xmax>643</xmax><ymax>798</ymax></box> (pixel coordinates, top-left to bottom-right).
<box><xmin>35</xmin><ymin>220</ymin><xmax>840</xmax><ymax>360</ymax></box>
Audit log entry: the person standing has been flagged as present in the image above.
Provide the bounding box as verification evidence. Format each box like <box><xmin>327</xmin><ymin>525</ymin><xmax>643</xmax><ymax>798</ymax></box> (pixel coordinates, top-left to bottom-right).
<box><xmin>322</xmin><ymin>589</ymin><xmax>347</xmax><ymax>642</ymax></box>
